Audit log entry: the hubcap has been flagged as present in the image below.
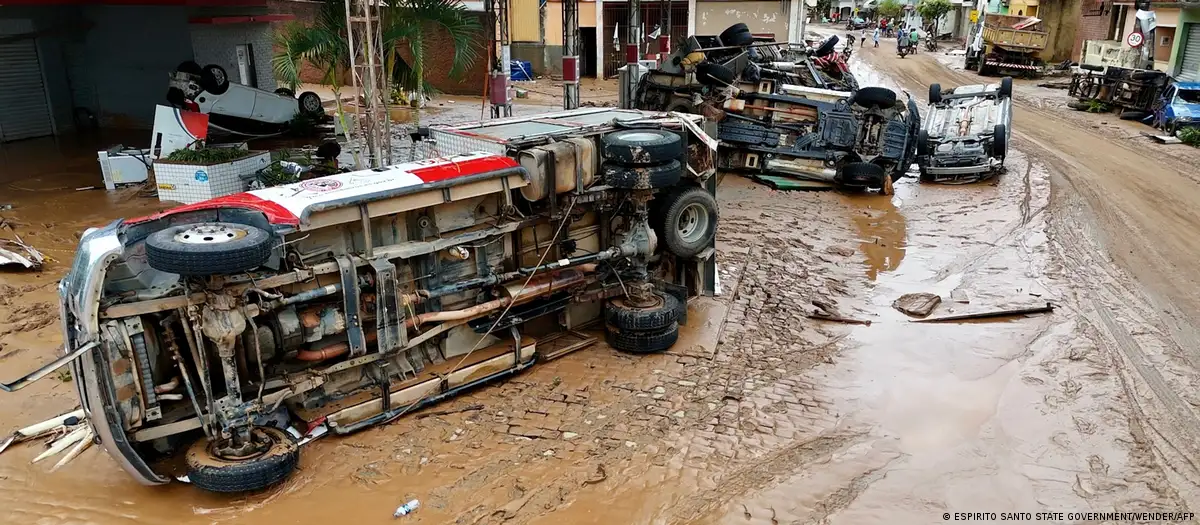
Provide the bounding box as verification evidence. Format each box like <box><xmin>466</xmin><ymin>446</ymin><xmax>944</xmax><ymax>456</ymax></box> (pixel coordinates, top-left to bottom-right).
<box><xmin>677</xmin><ymin>203</ymin><xmax>710</xmax><ymax>243</ymax></box>
<box><xmin>304</xmin><ymin>96</ymin><xmax>321</xmax><ymax>112</ymax></box>
<box><xmin>212</xmin><ymin>68</ymin><xmax>226</xmax><ymax>85</ymax></box>
<box><xmin>175</xmin><ymin>224</ymin><xmax>248</xmax><ymax>245</ymax></box>
<box><xmin>620</xmin><ymin>131</ymin><xmax>663</xmax><ymax>144</ymax></box>
<box><xmin>210</xmin><ymin>427</ymin><xmax>274</xmax><ymax>461</ymax></box>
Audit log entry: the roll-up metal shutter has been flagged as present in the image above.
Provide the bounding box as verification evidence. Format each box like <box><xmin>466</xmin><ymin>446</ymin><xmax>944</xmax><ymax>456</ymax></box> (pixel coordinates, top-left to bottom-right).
<box><xmin>1179</xmin><ymin>24</ymin><xmax>1200</xmax><ymax>82</ymax></box>
<box><xmin>0</xmin><ymin>22</ymin><xmax>54</xmax><ymax>142</ymax></box>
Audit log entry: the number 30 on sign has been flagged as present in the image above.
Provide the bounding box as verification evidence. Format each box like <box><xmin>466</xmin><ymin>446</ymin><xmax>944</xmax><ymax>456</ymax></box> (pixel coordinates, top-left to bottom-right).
<box><xmin>1127</xmin><ymin>31</ymin><xmax>1145</xmax><ymax>48</ymax></box>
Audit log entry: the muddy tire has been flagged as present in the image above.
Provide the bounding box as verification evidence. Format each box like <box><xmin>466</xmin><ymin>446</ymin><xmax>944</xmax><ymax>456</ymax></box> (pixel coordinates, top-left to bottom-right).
<box><xmin>606</xmin><ymin>322</ymin><xmax>680</xmax><ymax>354</ymax></box>
<box><xmin>840</xmin><ymin>162</ymin><xmax>885</xmax><ymax>186</ymax></box>
<box><xmin>602</xmin><ymin>160</ymin><xmax>682</xmax><ymax>189</ymax></box>
<box><xmin>655</xmin><ymin>187</ymin><xmax>718</xmax><ymax>258</ymax></box>
<box><xmin>274</xmin><ymin>87</ymin><xmax>295</xmax><ymax>97</ymax></box>
<box><xmin>992</xmin><ymin>124</ymin><xmax>1007</xmax><ymax>159</ymax></box>
<box><xmin>601</xmin><ymin>129</ymin><xmax>682</xmax><ymax>166</ymax></box>
<box><xmin>998</xmin><ymin>76</ymin><xmax>1013</xmax><ymax>99</ymax></box>
<box><xmin>850</xmin><ymin>87</ymin><xmax>897</xmax><ymax>109</ymax></box>
<box><xmin>146</xmin><ymin>222</ymin><xmax>274</xmax><ymax>276</ymax></box>
<box><xmin>298</xmin><ymin>91</ymin><xmax>324</xmax><ymax>116</ymax></box>
<box><xmin>605</xmin><ymin>291</ymin><xmax>683</xmax><ymax>331</ymax></box>
<box><xmin>1165</xmin><ymin>119</ymin><xmax>1178</xmax><ymax>136</ymax></box>
<box><xmin>1080</xmin><ymin>63</ymin><xmax>1103</xmax><ymax>72</ymax></box>
<box><xmin>720</xmin><ymin>23</ymin><xmax>753</xmax><ymax>46</ymax></box>
<box><xmin>815</xmin><ymin>35</ymin><xmax>839</xmax><ymax>58</ymax></box>
<box><xmin>928</xmin><ymin>83</ymin><xmax>942</xmax><ymax>104</ymax></box>
<box><xmin>200</xmin><ymin>64</ymin><xmax>230</xmax><ymax>95</ymax></box>
<box><xmin>695</xmin><ymin>62</ymin><xmax>736</xmax><ymax>86</ymax></box>
<box><xmin>186</xmin><ymin>427</ymin><xmax>298</xmax><ymax>493</ymax></box>
<box><xmin>177</xmin><ymin>61</ymin><xmax>203</xmax><ymax>76</ymax></box>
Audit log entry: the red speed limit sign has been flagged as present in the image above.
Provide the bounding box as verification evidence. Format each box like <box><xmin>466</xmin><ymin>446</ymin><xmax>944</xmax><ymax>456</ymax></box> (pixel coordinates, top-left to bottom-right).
<box><xmin>1127</xmin><ymin>30</ymin><xmax>1145</xmax><ymax>47</ymax></box>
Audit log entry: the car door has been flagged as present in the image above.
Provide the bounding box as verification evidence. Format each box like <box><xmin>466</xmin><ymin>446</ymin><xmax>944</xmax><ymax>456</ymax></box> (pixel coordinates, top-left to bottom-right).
<box><xmin>1155</xmin><ymin>85</ymin><xmax>1175</xmax><ymax>126</ymax></box>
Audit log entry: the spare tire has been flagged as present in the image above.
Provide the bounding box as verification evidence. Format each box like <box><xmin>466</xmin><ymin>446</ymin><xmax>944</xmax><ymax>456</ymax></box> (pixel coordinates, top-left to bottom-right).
<box><xmin>929</xmin><ymin>83</ymin><xmax>943</xmax><ymax>103</ymax></box>
<box><xmin>850</xmin><ymin>86</ymin><xmax>897</xmax><ymax>109</ymax></box>
<box><xmin>602</xmin><ymin>160</ymin><xmax>683</xmax><ymax>189</ymax></box>
<box><xmin>815</xmin><ymin>35</ymin><xmax>839</xmax><ymax>58</ymax></box>
<box><xmin>696</xmin><ymin>61</ymin><xmax>736</xmax><ymax>86</ymax></box>
<box><xmin>601</xmin><ymin>129</ymin><xmax>683</xmax><ymax>166</ymax></box>
<box><xmin>146</xmin><ymin>222</ymin><xmax>274</xmax><ymax>276</ymax></box>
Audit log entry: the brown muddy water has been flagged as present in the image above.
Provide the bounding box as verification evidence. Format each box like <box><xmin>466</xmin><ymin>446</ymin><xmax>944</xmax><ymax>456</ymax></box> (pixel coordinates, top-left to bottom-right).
<box><xmin>4</xmin><ymin>46</ymin><xmax>1200</xmax><ymax>524</ymax></box>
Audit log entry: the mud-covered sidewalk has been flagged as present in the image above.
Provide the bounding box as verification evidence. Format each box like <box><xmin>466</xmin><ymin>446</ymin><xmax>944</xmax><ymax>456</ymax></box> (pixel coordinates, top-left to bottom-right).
<box><xmin>4</xmin><ymin>30</ymin><xmax>1200</xmax><ymax>524</ymax></box>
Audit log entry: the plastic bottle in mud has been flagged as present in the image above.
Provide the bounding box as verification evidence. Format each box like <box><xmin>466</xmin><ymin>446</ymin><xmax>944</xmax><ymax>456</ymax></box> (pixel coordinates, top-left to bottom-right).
<box><xmin>394</xmin><ymin>500</ymin><xmax>421</xmax><ymax>518</ymax></box>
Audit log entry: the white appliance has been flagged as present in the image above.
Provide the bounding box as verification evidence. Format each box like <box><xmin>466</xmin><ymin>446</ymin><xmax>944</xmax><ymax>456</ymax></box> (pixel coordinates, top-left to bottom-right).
<box><xmin>98</xmin><ymin>148</ymin><xmax>152</xmax><ymax>190</ymax></box>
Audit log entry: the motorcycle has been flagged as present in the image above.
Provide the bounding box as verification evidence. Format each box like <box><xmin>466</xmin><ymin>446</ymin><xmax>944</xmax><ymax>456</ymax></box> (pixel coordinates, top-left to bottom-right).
<box><xmin>841</xmin><ymin>46</ymin><xmax>853</xmax><ymax>61</ymax></box>
<box><xmin>925</xmin><ymin>36</ymin><xmax>938</xmax><ymax>52</ymax></box>
<box><xmin>813</xmin><ymin>41</ymin><xmax>859</xmax><ymax>91</ymax></box>
<box><xmin>897</xmin><ymin>42</ymin><xmax>911</xmax><ymax>58</ymax></box>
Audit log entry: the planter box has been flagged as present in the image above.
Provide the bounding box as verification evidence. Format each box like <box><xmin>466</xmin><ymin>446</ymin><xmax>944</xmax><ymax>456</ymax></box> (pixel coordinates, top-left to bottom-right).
<box><xmin>154</xmin><ymin>151</ymin><xmax>270</xmax><ymax>204</ymax></box>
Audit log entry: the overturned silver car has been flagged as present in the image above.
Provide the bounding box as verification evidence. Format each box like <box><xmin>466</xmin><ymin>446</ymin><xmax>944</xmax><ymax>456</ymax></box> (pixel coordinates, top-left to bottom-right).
<box><xmin>2</xmin><ymin>109</ymin><xmax>719</xmax><ymax>493</ymax></box>
<box><xmin>917</xmin><ymin>78</ymin><xmax>1013</xmax><ymax>183</ymax></box>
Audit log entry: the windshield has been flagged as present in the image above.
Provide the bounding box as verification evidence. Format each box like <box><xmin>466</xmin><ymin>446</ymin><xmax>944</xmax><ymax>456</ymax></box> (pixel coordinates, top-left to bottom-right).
<box><xmin>1177</xmin><ymin>88</ymin><xmax>1200</xmax><ymax>104</ymax></box>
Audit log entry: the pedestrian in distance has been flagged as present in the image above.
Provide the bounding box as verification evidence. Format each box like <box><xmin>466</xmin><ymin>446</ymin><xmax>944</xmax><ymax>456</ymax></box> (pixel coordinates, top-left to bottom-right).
<box><xmin>860</xmin><ymin>28</ymin><xmax>866</xmax><ymax>47</ymax></box>
<box><xmin>873</xmin><ymin>26</ymin><xmax>880</xmax><ymax>47</ymax></box>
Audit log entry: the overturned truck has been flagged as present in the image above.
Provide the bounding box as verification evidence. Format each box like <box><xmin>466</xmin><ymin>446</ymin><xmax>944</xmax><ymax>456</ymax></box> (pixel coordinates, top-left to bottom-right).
<box><xmin>2</xmin><ymin>108</ymin><xmax>719</xmax><ymax>493</ymax></box>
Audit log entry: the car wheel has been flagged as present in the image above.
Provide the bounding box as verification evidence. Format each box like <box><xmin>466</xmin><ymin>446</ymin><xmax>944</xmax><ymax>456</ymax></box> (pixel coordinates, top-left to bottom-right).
<box><xmin>298</xmin><ymin>91</ymin><xmax>324</xmax><ymax>116</ymax></box>
<box><xmin>992</xmin><ymin>124</ymin><xmax>1007</xmax><ymax>159</ymax></box>
<box><xmin>655</xmin><ymin>186</ymin><xmax>718</xmax><ymax>258</ymax></box>
<box><xmin>998</xmin><ymin>76</ymin><xmax>1013</xmax><ymax>99</ymax></box>
<box><xmin>1080</xmin><ymin>63</ymin><xmax>1104</xmax><ymax>72</ymax></box>
<box><xmin>166</xmin><ymin>87</ymin><xmax>188</xmax><ymax>109</ymax></box>
<box><xmin>695</xmin><ymin>61</ymin><xmax>736</xmax><ymax>86</ymax></box>
<box><xmin>917</xmin><ymin>129</ymin><xmax>931</xmax><ymax>156</ymax></box>
<box><xmin>177</xmin><ymin>61</ymin><xmax>203</xmax><ymax>76</ymax></box>
<box><xmin>274</xmin><ymin>87</ymin><xmax>296</xmax><ymax>97</ymax></box>
<box><xmin>850</xmin><ymin>87</ymin><xmax>897</xmax><ymax>109</ymax></box>
<box><xmin>146</xmin><ymin>222</ymin><xmax>274</xmax><ymax>276</ymax></box>
<box><xmin>839</xmin><ymin>162</ymin><xmax>885</xmax><ymax>186</ymax></box>
<box><xmin>602</xmin><ymin>160</ymin><xmax>683</xmax><ymax>189</ymax></box>
<box><xmin>1165</xmin><ymin>120</ymin><xmax>1178</xmax><ymax>136</ymax></box>
<box><xmin>605</xmin><ymin>322</ymin><xmax>680</xmax><ymax>354</ymax></box>
<box><xmin>928</xmin><ymin>83</ymin><xmax>942</xmax><ymax>103</ymax></box>
<box><xmin>605</xmin><ymin>291</ymin><xmax>683</xmax><ymax>331</ymax></box>
<box><xmin>815</xmin><ymin>35</ymin><xmax>839</xmax><ymax>58</ymax></box>
<box><xmin>185</xmin><ymin>427</ymin><xmax>299</xmax><ymax>493</ymax></box>
<box><xmin>601</xmin><ymin>129</ymin><xmax>683</xmax><ymax>166</ymax></box>
<box><xmin>719</xmin><ymin>23</ymin><xmax>752</xmax><ymax>46</ymax></box>
<box><xmin>200</xmin><ymin>64</ymin><xmax>230</xmax><ymax>95</ymax></box>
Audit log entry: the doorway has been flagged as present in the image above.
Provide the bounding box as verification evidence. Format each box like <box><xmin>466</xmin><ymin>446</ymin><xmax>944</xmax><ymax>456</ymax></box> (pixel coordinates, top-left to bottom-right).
<box><xmin>581</xmin><ymin>27</ymin><xmax>597</xmax><ymax>78</ymax></box>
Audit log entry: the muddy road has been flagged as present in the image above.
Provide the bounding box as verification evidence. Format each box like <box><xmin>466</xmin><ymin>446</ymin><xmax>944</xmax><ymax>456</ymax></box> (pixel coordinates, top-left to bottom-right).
<box><xmin>5</xmin><ymin>32</ymin><xmax>1200</xmax><ymax>523</ymax></box>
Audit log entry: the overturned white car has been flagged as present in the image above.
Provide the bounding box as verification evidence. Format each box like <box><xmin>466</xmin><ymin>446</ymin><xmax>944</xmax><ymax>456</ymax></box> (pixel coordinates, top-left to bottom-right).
<box><xmin>917</xmin><ymin>77</ymin><xmax>1013</xmax><ymax>183</ymax></box>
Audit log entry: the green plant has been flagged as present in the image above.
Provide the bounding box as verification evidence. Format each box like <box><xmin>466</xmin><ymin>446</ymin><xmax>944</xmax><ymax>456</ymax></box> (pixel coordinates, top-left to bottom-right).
<box><xmin>877</xmin><ymin>0</ymin><xmax>903</xmax><ymax>19</ymax></box>
<box><xmin>916</xmin><ymin>0</ymin><xmax>952</xmax><ymax>37</ymax></box>
<box><xmin>256</xmin><ymin>161</ymin><xmax>303</xmax><ymax>187</ymax></box>
<box><xmin>1178</xmin><ymin>126</ymin><xmax>1200</xmax><ymax>147</ymax></box>
<box><xmin>163</xmin><ymin>147</ymin><xmax>252</xmax><ymax>164</ymax></box>
<box><xmin>1086</xmin><ymin>100</ymin><xmax>1111</xmax><ymax>113</ymax></box>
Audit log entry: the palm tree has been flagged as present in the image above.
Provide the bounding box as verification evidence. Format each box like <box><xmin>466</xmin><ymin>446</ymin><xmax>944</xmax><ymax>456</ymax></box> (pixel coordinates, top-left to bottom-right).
<box><xmin>273</xmin><ymin>0</ymin><xmax>482</xmax><ymax>108</ymax></box>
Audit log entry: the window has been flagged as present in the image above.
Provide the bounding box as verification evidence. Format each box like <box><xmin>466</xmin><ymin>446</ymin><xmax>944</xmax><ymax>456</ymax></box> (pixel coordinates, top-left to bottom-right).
<box><xmin>1177</xmin><ymin>89</ymin><xmax>1200</xmax><ymax>104</ymax></box>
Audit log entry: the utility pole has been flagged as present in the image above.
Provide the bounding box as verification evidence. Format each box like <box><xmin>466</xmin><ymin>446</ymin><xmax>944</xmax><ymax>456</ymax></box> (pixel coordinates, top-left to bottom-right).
<box><xmin>1134</xmin><ymin>0</ymin><xmax>1156</xmax><ymax>71</ymax></box>
<box><xmin>563</xmin><ymin>0</ymin><xmax>580</xmax><ymax>109</ymax></box>
<box><xmin>619</xmin><ymin>0</ymin><xmax>642</xmax><ymax>108</ymax></box>
<box><xmin>799</xmin><ymin>0</ymin><xmax>808</xmax><ymax>44</ymax></box>
<box><xmin>344</xmin><ymin>0</ymin><xmax>392</xmax><ymax>168</ymax></box>
<box><xmin>658</xmin><ymin>0</ymin><xmax>671</xmax><ymax>59</ymax></box>
<box><xmin>486</xmin><ymin>0</ymin><xmax>513</xmax><ymax>118</ymax></box>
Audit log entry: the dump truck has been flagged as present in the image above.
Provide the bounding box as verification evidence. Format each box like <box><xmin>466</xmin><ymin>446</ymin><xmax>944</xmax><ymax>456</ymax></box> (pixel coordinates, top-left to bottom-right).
<box><xmin>965</xmin><ymin>12</ymin><xmax>1048</xmax><ymax>77</ymax></box>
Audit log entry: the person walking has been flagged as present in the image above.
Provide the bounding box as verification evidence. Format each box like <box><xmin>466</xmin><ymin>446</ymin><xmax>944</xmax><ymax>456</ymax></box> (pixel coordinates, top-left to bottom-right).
<box><xmin>873</xmin><ymin>26</ymin><xmax>880</xmax><ymax>48</ymax></box>
<box><xmin>860</xmin><ymin>28</ymin><xmax>867</xmax><ymax>47</ymax></box>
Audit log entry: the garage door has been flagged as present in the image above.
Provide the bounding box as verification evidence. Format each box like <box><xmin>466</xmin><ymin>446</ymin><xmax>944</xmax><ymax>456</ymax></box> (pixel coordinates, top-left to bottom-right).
<box><xmin>1180</xmin><ymin>24</ymin><xmax>1200</xmax><ymax>82</ymax></box>
<box><xmin>0</xmin><ymin>25</ymin><xmax>54</xmax><ymax>142</ymax></box>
